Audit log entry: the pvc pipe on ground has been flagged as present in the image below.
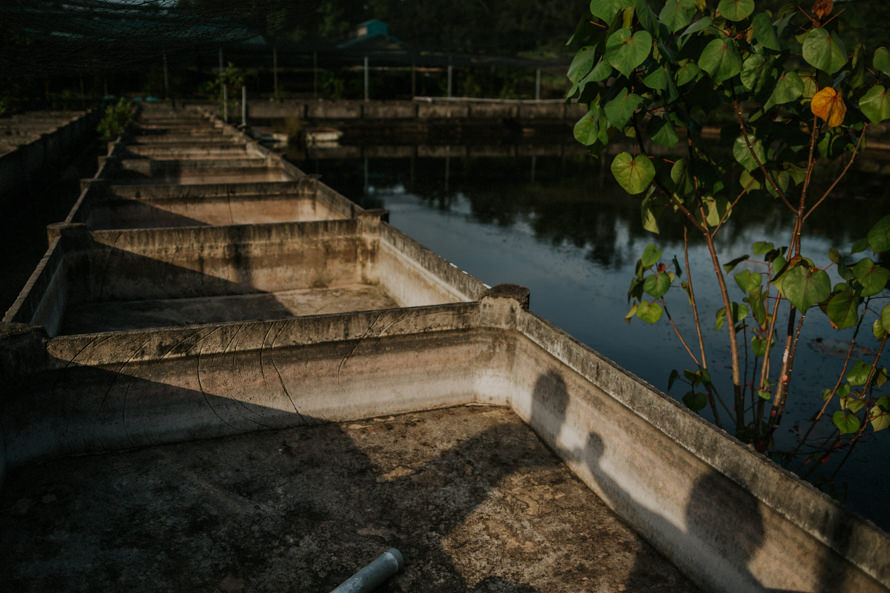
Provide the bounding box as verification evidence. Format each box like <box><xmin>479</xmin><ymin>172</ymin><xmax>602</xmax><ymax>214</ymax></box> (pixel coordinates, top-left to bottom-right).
<box><xmin>329</xmin><ymin>548</ymin><xmax>404</xmax><ymax>593</ymax></box>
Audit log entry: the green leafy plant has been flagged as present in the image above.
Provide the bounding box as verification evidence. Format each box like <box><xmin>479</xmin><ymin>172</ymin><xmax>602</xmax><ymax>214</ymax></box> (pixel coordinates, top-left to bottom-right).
<box><xmin>202</xmin><ymin>62</ymin><xmax>244</xmax><ymax>123</ymax></box>
<box><xmin>97</xmin><ymin>97</ymin><xmax>132</xmax><ymax>141</ymax></box>
<box><xmin>568</xmin><ymin>0</ymin><xmax>890</xmax><ymax>478</ymax></box>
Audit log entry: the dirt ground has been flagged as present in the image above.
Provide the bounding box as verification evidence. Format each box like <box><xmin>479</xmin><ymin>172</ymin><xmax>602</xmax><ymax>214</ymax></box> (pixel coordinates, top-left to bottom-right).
<box><xmin>0</xmin><ymin>404</ymin><xmax>700</xmax><ymax>593</ymax></box>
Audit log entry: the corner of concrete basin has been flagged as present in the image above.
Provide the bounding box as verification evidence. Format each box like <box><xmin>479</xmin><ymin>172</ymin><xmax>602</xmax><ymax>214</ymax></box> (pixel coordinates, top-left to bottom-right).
<box><xmin>504</xmin><ymin>307</ymin><xmax>890</xmax><ymax>593</ymax></box>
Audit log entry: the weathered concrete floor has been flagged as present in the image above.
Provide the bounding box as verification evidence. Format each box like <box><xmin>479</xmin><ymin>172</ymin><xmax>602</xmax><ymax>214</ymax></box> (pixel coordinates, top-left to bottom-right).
<box><xmin>0</xmin><ymin>405</ymin><xmax>699</xmax><ymax>593</ymax></box>
<box><xmin>61</xmin><ymin>285</ymin><xmax>400</xmax><ymax>333</ymax></box>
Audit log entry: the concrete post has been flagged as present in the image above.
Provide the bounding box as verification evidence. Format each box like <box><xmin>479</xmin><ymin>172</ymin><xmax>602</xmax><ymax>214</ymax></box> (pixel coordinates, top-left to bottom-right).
<box><xmin>163</xmin><ymin>49</ymin><xmax>169</xmax><ymax>99</ymax></box>
<box><xmin>313</xmin><ymin>52</ymin><xmax>318</xmax><ymax>99</ymax></box>
<box><xmin>222</xmin><ymin>85</ymin><xmax>228</xmax><ymax>123</ymax></box>
<box><xmin>273</xmin><ymin>47</ymin><xmax>279</xmax><ymax>99</ymax></box>
<box><xmin>535</xmin><ymin>68</ymin><xmax>541</xmax><ymax>101</ymax></box>
<box><xmin>364</xmin><ymin>56</ymin><xmax>369</xmax><ymax>101</ymax></box>
<box><xmin>447</xmin><ymin>64</ymin><xmax>453</xmax><ymax>98</ymax></box>
<box><xmin>241</xmin><ymin>86</ymin><xmax>247</xmax><ymax>127</ymax></box>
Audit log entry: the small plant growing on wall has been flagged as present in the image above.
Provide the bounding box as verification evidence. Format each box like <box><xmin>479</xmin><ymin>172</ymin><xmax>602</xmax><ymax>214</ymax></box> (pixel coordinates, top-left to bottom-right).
<box><xmin>97</xmin><ymin>97</ymin><xmax>132</xmax><ymax>141</ymax></box>
<box><xmin>201</xmin><ymin>62</ymin><xmax>244</xmax><ymax>123</ymax></box>
<box><xmin>568</xmin><ymin>0</ymin><xmax>890</xmax><ymax>484</ymax></box>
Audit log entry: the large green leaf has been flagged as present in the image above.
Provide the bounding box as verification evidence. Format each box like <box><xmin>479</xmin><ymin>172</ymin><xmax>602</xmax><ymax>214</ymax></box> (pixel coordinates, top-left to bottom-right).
<box><xmin>641</xmin><ymin>191</ymin><xmax>661</xmax><ymax>234</ymax></box>
<box><xmin>752</xmin><ymin>12</ymin><xmax>780</xmax><ymax>51</ymax></box>
<box><xmin>852</xmin><ymin>258</ymin><xmax>889</xmax><ymax>297</ymax></box>
<box><xmin>871</xmin><ymin>397</ymin><xmax>890</xmax><ymax>432</ymax></box>
<box><xmin>659</xmin><ymin>0</ymin><xmax>696</xmax><ymax>32</ymax></box>
<box><xmin>767</xmin><ymin>72</ymin><xmax>803</xmax><ymax>108</ymax></box>
<box><xmin>883</xmin><ymin>302</ymin><xmax>890</xmax><ymax>334</ymax></box>
<box><xmin>605</xmin><ymin>89</ymin><xmax>644</xmax><ymax>128</ymax></box>
<box><xmin>825</xmin><ymin>287</ymin><xmax>861</xmax><ymax>330</ymax></box>
<box><xmin>605</xmin><ymin>29</ymin><xmax>653</xmax><ymax>77</ymax></box>
<box><xmin>683</xmin><ymin>391</ymin><xmax>708</xmax><ymax>411</ymax></box>
<box><xmin>574</xmin><ymin>106</ymin><xmax>607</xmax><ymax>146</ymax></box>
<box><xmin>641</xmin><ymin>243</ymin><xmax>663</xmax><ymax>267</ymax></box>
<box><xmin>651</xmin><ymin>118</ymin><xmax>680</xmax><ymax>147</ymax></box>
<box><xmin>588</xmin><ymin>59</ymin><xmax>614</xmax><ymax>83</ymax></box>
<box><xmin>634</xmin><ymin>0</ymin><xmax>659</xmax><ymax>33</ymax></box>
<box><xmin>643</xmin><ymin>65</ymin><xmax>670</xmax><ymax>91</ymax></box>
<box><xmin>568</xmin><ymin>46</ymin><xmax>597</xmax><ymax>83</ymax></box>
<box><xmin>670</xmin><ymin>158</ymin><xmax>694</xmax><ymax>195</ymax></box>
<box><xmin>611</xmin><ymin>152</ymin><xmax>656</xmax><ymax>194</ymax></box>
<box><xmin>859</xmin><ymin>85</ymin><xmax>890</xmax><ymax>124</ymax></box>
<box><xmin>874</xmin><ymin>47</ymin><xmax>890</xmax><ymax>76</ymax></box>
<box><xmin>644</xmin><ymin>273</ymin><xmax>672</xmax><ymax>298</ymax></box>
<box><xmin>802</xmin><ymin>28</ymin><xmax>847</xmax><ymax>74</ymax></box>
<box><xmin>867</xmin><ymin>215</ymin><xmax>890</xmax><ymax>253</ymax></box>
<box><xmin>740</xmin><ymin>54</ymin><xmax>767</xmax><ymax>91</ymax></box>
<box><xmin>675</xmin><ymin>60</ymin><xmax>701</xmax><ymax>86</ymax></box>
<box><xmin>699</xmin><ymin>37</ymin><xmax>742</xmax><ymax>83</ymax></box>
<box><xmin>734</xmin><ymin>269</ymin><xmax>762</xmax><ymax>294</ymax></box>
<box><xmin>590</xmin><ymin>0</ymin><xmax>634</xmax><ymax>23</ymax></box>
<box><xmin>717</xmin><ymin>0</ymin><xmax>754</xmax><ymax>21</ymax></box>
<box><xmin>846</xmin><ymin>360</ymin><xmax>871</xmax><ymax>387</ymax></box>
<box><xmin>733</xmin><ymin>135</ymin><xmax>766</xmax><ymax>171</ymax></box>
<box><xmin>636</xmin><ymin>300</ymin><xmax>664</xmax><ymax>324</ymax></box>
<box><xmin>833</xmin><ymin>410</ymin><xmax>861</xmax><ymax>435</ymax></box>
<box><xmin>781</xmin><ymin>264</ymin><xmax>831</xmax><ymax>312</ymax></box>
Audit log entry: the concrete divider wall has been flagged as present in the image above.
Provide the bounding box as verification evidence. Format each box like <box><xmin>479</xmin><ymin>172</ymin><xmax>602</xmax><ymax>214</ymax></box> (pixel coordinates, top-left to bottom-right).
<box><xmin>2</xmin><ymin>296</ymin><xmax>888</xmax><ymax>592</ymax></box>
<box><xmin>2</xmin><ymin>237</ymin><xmax>68</xmax><ymax>336</ymax></box>
<box><xmin>374</xmin><ymin>220</ymin><xmax>488</xmax><ymax>306</ymax></box>
<box><xmin>0</xmin><ymin>110</ymin><xmax>99</xmax><ymax>208</ymax></box>
<box><xmin>72</xmin><ymin>221</ymin><xmax>376</xmax><ymax>301</ymax></box>
<box><xmin>247</xmin><ymin>100</ymin><xmax>581</xmax><ymax>122</ymax></box>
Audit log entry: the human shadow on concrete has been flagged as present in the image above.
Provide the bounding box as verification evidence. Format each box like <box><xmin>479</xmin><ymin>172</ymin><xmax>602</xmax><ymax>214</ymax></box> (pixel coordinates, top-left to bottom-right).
<box><xmin>528</xmin><ymin>368</ymin><xmax>812</xmax><ymax>592</ymax></box>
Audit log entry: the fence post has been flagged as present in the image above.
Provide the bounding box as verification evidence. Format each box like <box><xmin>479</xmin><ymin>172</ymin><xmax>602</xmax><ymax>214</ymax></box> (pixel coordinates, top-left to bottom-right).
<box><xmin>241</xmin><ymin>86</ymin><xmax>247</xmax><ymax>127</ymax></box>
<box><xmin>163</xmin><ymin>50</ymin><xmax>169</xmax><ymax>99</ymax></box>
<box><xmin>447</xmin><ymin>64</ymin><xmax>453</xmax><ymax>98</ymax></box>
<box><xmin>273</xmin><ymin>47</ymin><xmax>279</xmax><ymax>99</ymax></box>
<box><xmin>535</xmin><ymin>68</ymin><xmax>541</xmax><ymax>101</ymax></box>
<box><xmin>364</xmin><ymin>56</ymin><xmax>370</xmax><ymax>101</ymax></box>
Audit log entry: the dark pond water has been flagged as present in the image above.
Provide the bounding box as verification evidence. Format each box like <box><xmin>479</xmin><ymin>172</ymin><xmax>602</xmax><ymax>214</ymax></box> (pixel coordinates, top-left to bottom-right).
<box><xmin>289</xmin><ymin>140</ymin><xmax>890</xmax><ymax>531</ymax></box>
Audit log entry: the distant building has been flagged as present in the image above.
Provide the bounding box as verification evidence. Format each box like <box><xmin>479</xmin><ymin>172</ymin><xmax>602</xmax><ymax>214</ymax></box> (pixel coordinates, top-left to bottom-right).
<box><xmin>338</xmin><ymin>19</ymin><xmax>402</xmax><ymax>50</ymax></box>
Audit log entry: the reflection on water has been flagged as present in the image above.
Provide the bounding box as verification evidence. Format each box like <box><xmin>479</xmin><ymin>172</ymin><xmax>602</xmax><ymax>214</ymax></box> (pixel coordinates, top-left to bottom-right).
<box><xmin>290</xmin><ymin>144</ymin><xmax>890</xmax><ymax>530</ymax></box>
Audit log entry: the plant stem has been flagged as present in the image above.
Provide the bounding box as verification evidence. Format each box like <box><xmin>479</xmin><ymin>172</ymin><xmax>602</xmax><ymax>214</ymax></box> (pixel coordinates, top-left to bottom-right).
<box><xmin>732</xmin><ymin>98</ymin><xmax>796</xmax><ymax>213</ymax></box>
<box><xmin>684</xmin><ymin>226</ymin><xmax>708</xmax><ymax>371</ymax></box>
<box><xmin>789</xmin><ymin>303</ymin><xmax>868</xmax><ymax>462</ymax></box>
<box><xmin>803</xmin><ymin>124</ymin><xmax>869</xmax><ymax>221</ymax></box>
<box><xmin>703</xmin><ymin>225</ymin><xmax>744</xmax><ymax>433</ymax></box>
<box><xmin>765</xmin><ymin>311</ymin><xmax>806</xmax><ymax>443</ymax></box>
<box><xmin>827</xmin><ymin>333</ymin><xmax>889</xmax><ymax>480</ymax></box>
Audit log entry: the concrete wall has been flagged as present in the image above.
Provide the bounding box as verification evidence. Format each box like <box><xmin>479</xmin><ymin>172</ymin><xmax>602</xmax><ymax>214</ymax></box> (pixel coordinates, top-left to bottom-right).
<box><xmin>3</xmin><ymin>219</ymin><xmax>483</xmax><ymax>337</ymax></box>
<box><xmin>0</xmin><ymin>110</ymin><xmax>99</xmax><ymax>209</ymax></box>
<box><xmin>246</xmin><ymin>100</ymin><xmax>586</xmax><ymax>122</ymax></box>
<box><xmin>1</xmin><ymin>294</ymin><xmax>887</xmax><ymax>592</ymax></box>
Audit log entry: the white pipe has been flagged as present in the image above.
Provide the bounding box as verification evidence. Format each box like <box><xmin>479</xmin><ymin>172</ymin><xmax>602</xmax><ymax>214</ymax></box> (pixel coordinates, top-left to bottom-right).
<box><xmin>329</xmin><ymin>548</ymin><xmax>403</xmax><ymax>593</ymax></box>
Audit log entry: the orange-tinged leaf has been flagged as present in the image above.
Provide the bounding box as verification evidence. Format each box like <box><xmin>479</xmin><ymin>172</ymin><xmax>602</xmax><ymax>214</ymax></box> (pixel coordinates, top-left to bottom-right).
<box><xmin>811</xmin><ymin>86</ymin><xmax>846</xmax><ymax>127</ymax></box>
<box><xmin>812</xmin><ymin>0</ymin><xmax>833</xmax><ymax>20</ymax></box>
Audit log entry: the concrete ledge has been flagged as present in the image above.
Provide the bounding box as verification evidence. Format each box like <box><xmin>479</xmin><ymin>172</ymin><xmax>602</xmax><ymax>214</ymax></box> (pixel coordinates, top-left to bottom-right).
<box><xmin>3</xmin><ymin>299</ymin><xmax>888</xmax><ymax>592</ymax></box>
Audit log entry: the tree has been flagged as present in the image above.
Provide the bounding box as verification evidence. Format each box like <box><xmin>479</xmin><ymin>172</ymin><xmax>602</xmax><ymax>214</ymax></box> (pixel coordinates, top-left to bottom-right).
<box><xmin>568</xmin><ymin>0</ymin><xmax>890</xmax><ymax>480</ymax></box>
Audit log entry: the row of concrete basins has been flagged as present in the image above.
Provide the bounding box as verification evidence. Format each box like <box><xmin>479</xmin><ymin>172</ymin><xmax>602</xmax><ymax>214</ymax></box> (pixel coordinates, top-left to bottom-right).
<box><xmin>6</xmin><ymin>109</ymin><xmax>485</xmax><ymax>336</ymax></box>
<box><xmin>3</xmin><ymin>105</ymin><xmax>890</xmax><ymax>593</ymax></box>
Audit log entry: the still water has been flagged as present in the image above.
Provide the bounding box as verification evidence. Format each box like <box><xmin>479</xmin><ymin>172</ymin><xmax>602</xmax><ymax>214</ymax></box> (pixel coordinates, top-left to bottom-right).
<box><xmin>290</xmin><ymin>142</ymin><xmax>890</xmax><ymax>530</ymax></box>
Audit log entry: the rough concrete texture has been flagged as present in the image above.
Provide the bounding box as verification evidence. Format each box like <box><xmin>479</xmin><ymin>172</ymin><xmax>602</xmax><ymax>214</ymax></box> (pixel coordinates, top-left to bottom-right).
<box><xmin>0</xmin><ymin>405</ymin><xmax>699</xmax><ymax>593</ymax></box>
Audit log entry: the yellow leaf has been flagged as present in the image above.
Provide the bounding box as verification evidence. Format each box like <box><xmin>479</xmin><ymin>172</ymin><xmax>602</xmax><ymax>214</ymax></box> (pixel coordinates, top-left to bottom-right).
<box><xmin>811</xmin><ymin>86</ymin><xmax>846</xmax><ymax>127</ymax></box>
<box><xmin>812</xmin><ymin>0</ymin><xmax>833</xmax><ymax>21</ymax></box>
